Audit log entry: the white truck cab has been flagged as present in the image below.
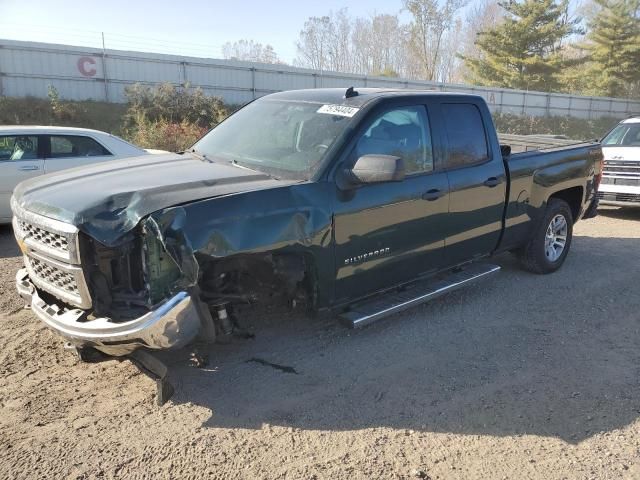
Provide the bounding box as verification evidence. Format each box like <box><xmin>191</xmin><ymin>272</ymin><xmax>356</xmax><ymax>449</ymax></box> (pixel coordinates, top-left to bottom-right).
<box><xmin>598</xmin><ymin>117</ymin><xmax>640</xmax><ymax>207</ymax></box>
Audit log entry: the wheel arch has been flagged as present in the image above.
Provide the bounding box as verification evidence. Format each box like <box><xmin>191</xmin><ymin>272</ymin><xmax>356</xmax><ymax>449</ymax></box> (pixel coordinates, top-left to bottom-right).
<box><xmin>548</xmin><ymin>186</ymin><xmax>584</xmax><ymax>223</ymax></box>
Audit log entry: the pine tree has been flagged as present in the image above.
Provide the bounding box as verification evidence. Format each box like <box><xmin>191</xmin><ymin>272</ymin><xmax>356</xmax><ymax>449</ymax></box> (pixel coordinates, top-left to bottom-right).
<box><xmin>463</xmin><ymin>0</ymin><xmax>577</xmax><ymax>91</ymax></box>
<box><xmin>583</xmin><ymin>0</ymin><xmax>640</xmax><ymax>98</ymax></box>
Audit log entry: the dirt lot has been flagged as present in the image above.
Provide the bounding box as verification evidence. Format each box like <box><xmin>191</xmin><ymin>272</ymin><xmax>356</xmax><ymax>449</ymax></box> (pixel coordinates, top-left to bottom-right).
<box><xmin>1</xmin><ymin>208</ymin><xmax>639</xmax><ymax>480</ymax></box>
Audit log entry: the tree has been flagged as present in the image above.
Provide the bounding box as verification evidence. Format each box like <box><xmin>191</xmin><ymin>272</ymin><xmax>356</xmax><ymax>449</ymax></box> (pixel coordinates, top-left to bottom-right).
<box><xmin>463</xmin><ymin>0</ymin><xmax>578</xmax><ymax>91</ymax></box>
<box><xmin>221</xmin><ymin>39</ymin><xmax>280</xmax><ymax>64</ymax></box>
<box><xmin>457</xmin><ymin>0</ymin><xmax>503</xmax><ymax>81</ymax></box>
<box><xmin>295</xmin><ymin>15</ymin><xmax>333</xmax><ymax>71</ymax></box>
<box><xmin>295</xmin><ymin>9</ymin><xmax>356</xmax><ymax>73</ymax></box>
<box><xmin>351</xmin><ymin>14</ymin><xmax>409</xmax><ymax>76</ymax></box>
<box><xmin>582</xmin><ymin>0</ymin><xmax>640</xmax><ymax>97</ymax></box>
<box><xmin>403</xmin><ymin>0</ymin><xmax>468</xmax><ymax>81</ymax></box>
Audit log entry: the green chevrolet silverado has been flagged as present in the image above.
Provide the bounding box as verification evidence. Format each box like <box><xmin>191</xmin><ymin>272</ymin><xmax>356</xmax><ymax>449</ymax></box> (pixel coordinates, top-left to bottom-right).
<box><xmin>12</xmin><ymin>88</ymin><xmax>602</xmax><ymax>362</ymax></box>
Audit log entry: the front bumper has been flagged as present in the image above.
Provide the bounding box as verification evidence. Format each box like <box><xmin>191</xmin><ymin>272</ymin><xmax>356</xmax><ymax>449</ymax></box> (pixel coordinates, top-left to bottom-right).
<box><xmin>597</xmin><ymin>185</ymin><xmax>640</xmax><ymax>207</ymax></box>
<box><xmin>16</xmin><ymin>268</ymin><xmax>202</xmax><ymax>356</ymax></box>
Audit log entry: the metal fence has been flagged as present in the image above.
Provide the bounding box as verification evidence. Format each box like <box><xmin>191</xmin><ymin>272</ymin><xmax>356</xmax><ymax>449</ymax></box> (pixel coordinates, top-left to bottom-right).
<box><xmin>1</xmin><ymin>38</ymin><xmax>639</xmax><ymax>120</ymax></box>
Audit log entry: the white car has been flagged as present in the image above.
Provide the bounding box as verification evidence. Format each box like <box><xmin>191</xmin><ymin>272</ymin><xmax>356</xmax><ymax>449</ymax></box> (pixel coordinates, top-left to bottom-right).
<box><xmin>0</xmin><ymin>126</ymin><xmax>160</xmax><ymax>222</ymax></box>
<box><xmin>598</xmin><ymin>117</ymin><xmax>640</xmax><ymax>207</ymax></box>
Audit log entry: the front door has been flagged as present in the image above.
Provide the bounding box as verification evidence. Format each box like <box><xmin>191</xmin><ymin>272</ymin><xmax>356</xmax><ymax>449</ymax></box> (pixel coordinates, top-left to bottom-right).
<box><xmin>332</xmin><ymin>104</ymin><xmax>450</xmax><ymax>304</ymax></box>
<box><xmin>0</xmin><ymin>135</ymin><xmax>44</xmax><ymax>221</ymax></box>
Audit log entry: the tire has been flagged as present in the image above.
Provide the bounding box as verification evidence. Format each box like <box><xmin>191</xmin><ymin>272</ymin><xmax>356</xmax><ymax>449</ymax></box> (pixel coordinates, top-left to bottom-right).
<box><xmin>516</xmin><ymin>198</ymin><xmax>573</xmax><ymax>274</ymax></box>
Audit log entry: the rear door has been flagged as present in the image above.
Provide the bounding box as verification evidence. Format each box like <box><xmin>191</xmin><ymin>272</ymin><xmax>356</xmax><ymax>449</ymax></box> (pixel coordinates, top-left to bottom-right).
<box><xmin>437</xmin><ymin>101</ymin><xmax>507</xmax><ymax>266</ymax></box>
<box><xmin>332</xmin><ymin>100</ymin><xmax>450</xmax><ymax>303</ymax></box>
<box><xmin>44</xmin><ymin>135</ymin><xmax>114</xmax><ymax>173</ymax></box>
<box><xmin>0</xmin><ymin>134</ymin><xmax>44</xmax><ymax>221</ymax></box>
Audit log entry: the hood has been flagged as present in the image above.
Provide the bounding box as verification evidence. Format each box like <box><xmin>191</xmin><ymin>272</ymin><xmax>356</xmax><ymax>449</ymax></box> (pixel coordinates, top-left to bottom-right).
<box><xmin>601</xmin><ymin>146</ymin><xmax>640</xmax><ymax>161</ymax></box>
<box><xmin>12</xmin><ymin>153</ymin><xmax>291</xmax><ymax>246</ymax></box>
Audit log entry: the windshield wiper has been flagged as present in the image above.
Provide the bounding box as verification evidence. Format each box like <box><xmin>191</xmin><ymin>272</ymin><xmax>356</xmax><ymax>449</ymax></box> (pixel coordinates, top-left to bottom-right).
<box><xmin>188</xmin><ymin>148</ymin><xmax>211</xmax><ymax>162</ymax></box>
<box><xmin>227</xmin><ymin>158</ymin><xmax>281</xmax><ymax>180</ymax></box>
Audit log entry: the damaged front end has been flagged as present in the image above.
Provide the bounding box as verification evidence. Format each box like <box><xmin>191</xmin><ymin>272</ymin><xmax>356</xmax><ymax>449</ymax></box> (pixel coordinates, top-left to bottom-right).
<box><xmin>13</xmin><ymin>188</ymin><xmax>326</xmax><ymax>357</ymax></box>
<box><xmin>13</xmin><ymin>203</ymin><xmax>208</xmax><ymax>357</ymax></box>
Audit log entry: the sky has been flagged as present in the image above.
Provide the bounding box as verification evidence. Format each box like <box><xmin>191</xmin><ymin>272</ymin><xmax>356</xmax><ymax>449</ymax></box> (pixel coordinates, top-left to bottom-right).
<box><xmin>0</xmin><ymin>0</ymin><xmax>419</xmax><ymax>63</ymax></box>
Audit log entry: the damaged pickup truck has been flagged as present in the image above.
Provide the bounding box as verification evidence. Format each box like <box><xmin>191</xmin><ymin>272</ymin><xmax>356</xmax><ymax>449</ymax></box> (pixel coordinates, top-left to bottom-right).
<box><xmin>12</xmin><ymin>88</ymin><xmax>602</xmax><ymax>360</ymax></box>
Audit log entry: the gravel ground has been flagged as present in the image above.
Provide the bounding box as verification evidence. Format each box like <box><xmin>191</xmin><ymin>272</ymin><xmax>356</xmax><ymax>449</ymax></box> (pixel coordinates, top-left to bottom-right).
<box><xmin>1</xmin><ymin>207</ymin><xmax>640</xmax><ymax>479</ymax></box>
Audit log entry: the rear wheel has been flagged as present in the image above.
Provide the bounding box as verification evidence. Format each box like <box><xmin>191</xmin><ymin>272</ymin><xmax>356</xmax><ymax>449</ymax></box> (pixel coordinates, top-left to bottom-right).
<box><xmin>517</xmin><ymin>198</ymin><xmax>573</xmax><ymax>274</ymax></box>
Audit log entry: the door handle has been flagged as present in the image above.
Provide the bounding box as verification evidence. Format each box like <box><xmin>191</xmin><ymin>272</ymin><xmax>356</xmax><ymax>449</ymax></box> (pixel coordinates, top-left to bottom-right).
<box><xmin>18</xmin><ymin>165</ymin><xmax>40</xmax><ymax>171</ymax></box>
<box><xmin>422</xmin><ymin>189</ymin><xmax>444</xmax><ymax>201</ymax></box>
<box><xmin>483</xmin><ymin>177</ymin><xmax>501</xmax><ymax>188</ymax></box>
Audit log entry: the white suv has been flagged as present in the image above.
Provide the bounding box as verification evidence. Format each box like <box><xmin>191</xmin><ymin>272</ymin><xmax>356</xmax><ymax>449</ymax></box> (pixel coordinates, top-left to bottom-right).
<box><xmin>0</xmin><ymin>126</ymin><xmax>162</xmax><ymax>223</ymax></box>
<box><xmin>598</xmin><ymin>117</ymin><xmax>640</xmax><ymax>207</ymax></box>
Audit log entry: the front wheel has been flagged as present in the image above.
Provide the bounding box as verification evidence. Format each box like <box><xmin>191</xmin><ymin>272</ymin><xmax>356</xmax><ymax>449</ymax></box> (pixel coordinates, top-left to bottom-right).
<box><xmin>516</xmin><ymin>198</ymin><xmax>573</xmax><ymax>274</ymax></box>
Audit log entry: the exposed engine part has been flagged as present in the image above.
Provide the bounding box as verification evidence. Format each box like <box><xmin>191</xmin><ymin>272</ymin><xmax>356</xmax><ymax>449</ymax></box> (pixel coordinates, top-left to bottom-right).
<box><xmin>198</xmin><ymin>254</ymin><xmax>314</xmax><ymax>311</ymax></box>
<box><xmin>83</xmin><ymin>233</ymin><xmax>149</xmax><ymax>320</ymax></box>
<box><xmin>216</xmin><ymin>305</ymin><xmax>233</xmax><ymax>335</ymax></box>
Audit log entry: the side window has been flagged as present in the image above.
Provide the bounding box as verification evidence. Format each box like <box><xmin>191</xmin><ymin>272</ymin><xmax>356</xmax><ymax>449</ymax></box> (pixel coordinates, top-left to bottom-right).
<box><xmin>0</xmin><ymin>136</ymin><xmax>40</xmax><ymax>161</ymax></box>
<box><xmin>49</xmin><ymin>136</ymin><xmax>111</xmax><ymax>158</ymax></box>
<box><xmin>442</xmin><ymin>104</ymin><xmax>489</xmax><ymax>168</ymax></box>
<box><xmin>354</xmin><ymin>106</ymin><xmax>434</xmax><ymax>175</ymax></box>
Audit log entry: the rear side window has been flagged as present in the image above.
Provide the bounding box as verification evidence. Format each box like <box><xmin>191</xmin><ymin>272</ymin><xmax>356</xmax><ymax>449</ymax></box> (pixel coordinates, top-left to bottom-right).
<box><xmin>442</xmin><ymin>104</ymin><xmax>489</xmax><ymax>168</ymax></box>
<box><xmin>0</xmin><ymin>135</ymin><xmax>40</xmax><ymax>161</ymax></box>
<box><xmin>49</xmin><ymin>135</ymin><xmax>111</xmax><ymax>158</ymax></box>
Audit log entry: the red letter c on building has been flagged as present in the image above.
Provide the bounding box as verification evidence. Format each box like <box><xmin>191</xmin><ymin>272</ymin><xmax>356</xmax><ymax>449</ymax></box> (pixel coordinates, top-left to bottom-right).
<box><xmin>77</xmin><ymin>56</ymin><xmax>97</xmax><ymax>77</ymax></box>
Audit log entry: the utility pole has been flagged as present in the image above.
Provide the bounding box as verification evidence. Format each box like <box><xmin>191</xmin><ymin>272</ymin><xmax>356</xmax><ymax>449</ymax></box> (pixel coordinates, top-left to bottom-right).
<box><xmin>101</xmin><ymin>32</ymin><xmax>109</xmax><ymax>102</ymax></box>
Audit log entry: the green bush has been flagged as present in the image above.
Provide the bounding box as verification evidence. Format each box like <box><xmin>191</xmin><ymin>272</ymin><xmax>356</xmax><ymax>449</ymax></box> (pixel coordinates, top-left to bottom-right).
<box><xmin>126</xmin><ymin>115</ymin><xmax>208</xmax><ymax>152</ymax></box>
<box><xmin>121</xmin><ymin>82</ymin><xmax>229</xmax><ymax>151</ymax></box>
<box><xmin>123</xmin><ymin>82</ymin><xmax>228</xmax><ymax>128</ymax></box>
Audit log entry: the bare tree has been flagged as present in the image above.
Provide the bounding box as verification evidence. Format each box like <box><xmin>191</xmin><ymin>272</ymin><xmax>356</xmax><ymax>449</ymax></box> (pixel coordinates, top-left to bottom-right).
<box><xmin>370</xmin><ymin>14</ymin><xmax>409</xmax><ymax>76</ymax></box>
<box><xmin>295</xmin><ymin>9</ymin><xmax>357</xmax><ymax>73</ymax></box>
<box><xmin>403</xmin><ymin>0</ymin><xmax>468</xmax><ymax>81</ymax></box>
<box><xmin>351</xmin><ymin>17</ymin><xmax>373</xmax><ymax>74</ymax></box>
<box><xmin>295</xmin><ymin>4</ymin><xmax>467</xmax><ymax>81</ymax></box>
<box><xmin>295</xmin><ymin>15</ymin><xmax>332</xmax><ymax>71</ymax></box>
<box><xmin>221</xmin><ymin>39</ymin><xmax>281</xmax><ymax>64</ymax></box>
<box><xmin>327</xmin><ymin>9</ymin><xmax>353</xmax><ymax>72</ymax></box>
<box><xmin>457</xmin><ymin>0</ymin><xmax>503</xmax><ymax>81</ymax></box>
<box><xmin>438</xmin><ymin>17</ymin><xmax>464</xmax><ymax>83</ymax></box>
<box><xmin>350</xmin><ymin>13</ymin><xmax>409</xmax><ymax>76</ymax></box>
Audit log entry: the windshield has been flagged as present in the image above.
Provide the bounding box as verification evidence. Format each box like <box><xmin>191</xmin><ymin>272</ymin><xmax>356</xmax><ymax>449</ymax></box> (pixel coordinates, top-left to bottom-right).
<box><xmin>192</xmin><ymin>99</ymin><xmax>357</xmax><ymax>180</ymax></box>
<box><xmin>602</xmin><ymin>122</ymin><xmax>640</xmax><ymax>147</ymax></box>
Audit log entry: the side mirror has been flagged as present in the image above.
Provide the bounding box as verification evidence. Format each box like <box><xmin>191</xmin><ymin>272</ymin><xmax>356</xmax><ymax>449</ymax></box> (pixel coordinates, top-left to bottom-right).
<box><xmin>344</xmin><ymin>154</ymin><xmax>405</xmax><ymax>186</ymax></box>
<box><xmin>500</xmin><ymin>144</ymin><xmax>511</xmax><ymax>159</ymax></box>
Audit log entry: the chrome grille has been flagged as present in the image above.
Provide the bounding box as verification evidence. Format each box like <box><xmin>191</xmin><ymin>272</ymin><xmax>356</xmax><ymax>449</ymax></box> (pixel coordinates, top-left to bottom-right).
<box><xmin>27</xmin><ymin>256</ymin><xmax>80</xmax><ymax>296</ymax></box>
<box><xmin>602</xmin><ymin>160</ymin><xmax>640</xmax><ymax>180</ymax></box>
<box><xmin>17</xmin><ymin>220</ymin><xmax>69</xmax><ymax>252</ymax></box>
<box><xmin>597</xmin><ymin>192</ymin><xmax>640</xmax><ymax>203</ymax></box>
<box><xmin>12</xmin><ymin>209</ymin><xmax>79</xmax><ymax>264</ymax></box>
<box><xmin>22</xmin><ymin>251</ymin><xmax>90</xmax><ymax>308</ymax></box>
<box><xmin>12</xmin><ymin>199</ymin><xmax>91</xmax><ymax>309</ymax></box>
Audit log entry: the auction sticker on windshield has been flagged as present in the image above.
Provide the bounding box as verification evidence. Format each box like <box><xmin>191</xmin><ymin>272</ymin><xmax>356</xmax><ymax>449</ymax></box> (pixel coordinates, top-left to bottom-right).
<box><xmin>317</xmin><ymin>104</ymin><xmax>359</xmax><ymax>117</ymax></box>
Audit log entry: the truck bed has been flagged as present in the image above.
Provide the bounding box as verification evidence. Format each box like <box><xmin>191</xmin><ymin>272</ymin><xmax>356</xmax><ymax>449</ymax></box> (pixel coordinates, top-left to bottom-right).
<box><xmin>498</xmin><ymin>139</ymin><xmax>601</xmax><ymax>252</ymax></box>
<box><xmin>498</xmin><ymin>133</ymin><xmax>585</xmax><ymax>154</ymax></box>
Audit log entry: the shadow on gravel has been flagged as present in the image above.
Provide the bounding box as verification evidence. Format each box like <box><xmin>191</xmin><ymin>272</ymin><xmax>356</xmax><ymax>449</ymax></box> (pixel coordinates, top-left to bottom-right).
<box><xmin>155</xmin><ymin>234</ymin><xmax>640</xmax><ymax>444</ymax></box>
<box><xmin>597</xmin><ymin>206</ymin><xmax>640</xmax><ymax>221</ymax></box>
<box><xmin>0</xmin><ymin>225</ymin><xmax>19</xmax><ymax>259</ymax></box>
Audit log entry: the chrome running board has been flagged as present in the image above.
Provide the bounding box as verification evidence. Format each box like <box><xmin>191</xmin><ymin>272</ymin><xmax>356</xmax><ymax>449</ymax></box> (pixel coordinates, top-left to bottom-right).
<box><xmin>339</xmin><ymin>263</ymin><xmax>501</xmax><ymax>328</ymax></box>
